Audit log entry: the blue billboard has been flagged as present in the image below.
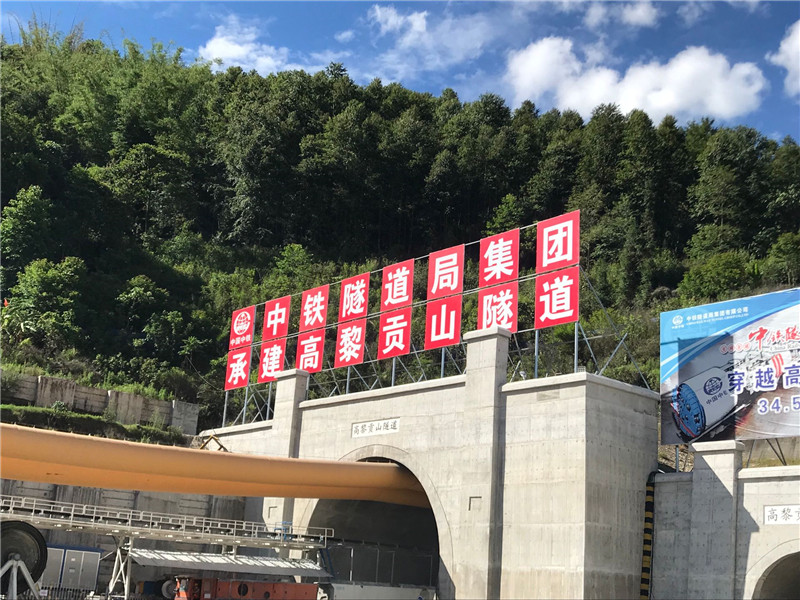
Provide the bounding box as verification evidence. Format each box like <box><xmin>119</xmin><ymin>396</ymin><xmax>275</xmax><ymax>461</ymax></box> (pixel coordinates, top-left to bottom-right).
<box><xmin>660</xmin><ymin>288</ymin><xmax>800</xmax><ymax>444</ymax></box>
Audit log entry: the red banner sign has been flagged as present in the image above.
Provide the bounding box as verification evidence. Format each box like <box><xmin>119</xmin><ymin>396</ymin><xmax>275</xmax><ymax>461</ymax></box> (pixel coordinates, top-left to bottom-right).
<box><xmin>427</xmin><ymin>245</ymin><xmax>464</xmax><ymax>300</ymax></box>
<box><xmin>334</xmin><ymin>319</ymin><xmax>367</xmax><ymax>368</ymax></box>
<box><xmin>339</xmin><ymin>273</ymin><xmax>370</xmax><ymax>322</ymax></box>
<box><xmin>300</xmin><ymin>285</ymin><xmax>329</xmax><ymax>332</ymax></box>
<box><xmin>296</xmin><ymin>329</ymin><xmax>325</xmax><ymax>373</ymax></box>
<box><xmin>262</xmin><ymin>296</ymin><xmax>291</xmax><ymax>341</ymax></box>
<box><xmin>536</xmin><ymin>210</ymin><xmax>580</xmax><ymax>274</ymax></box>
<box><xmin>229</xmin><ymin>306</ymin><xmax>255</xmax><ymax>350</ymax></box>
<box><xmin>535</xmin><ymin>266</ymin><xmax>580</xmax><ymax>329</ymax></box>
<box><xmin>479</xmin><ymin>229</ymin><xmax>519</xmax><ymax>287</ymax></box>
<box><xmin>478</xmin><ymin>282</ymin><xmax>518</xmax><ymax>333</ymax></box>
<box><xmin>224</xmin><ymin>347</ymin><xmax>252</xmax><ymax>390</ymax></box>
<box><xmin>425</xmin><ymin>295</ymin><xmax>462</xmax><ymax>350</ymax></box>
<box><xmin>257</xmin><ymin>338</ymin><xmax>287</xmax><ymax>383</ymax></box>
<box><xmin>381</xmin><ymin>259</ymin><xmax>414</xmax><ymax>310</ymax></box>
<box><xmin>378</xmin><ymin>307</ymin><xmax>412</xmax><ymax>359</ymax></box>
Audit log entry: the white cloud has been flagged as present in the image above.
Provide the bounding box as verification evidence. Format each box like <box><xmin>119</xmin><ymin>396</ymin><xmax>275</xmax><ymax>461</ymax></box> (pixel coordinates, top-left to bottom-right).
<box><xmin>506</xmin><ymin>37</ymin><xmax>582</xmax><ymax>103</ymax></box>
<box><xmin>583</xmin><ymin>3</ymin><xmax>608</xmax><ymax>29</ymax></box>
<box><xmin>198</xmin><ymin>14</ymin><xmax>289</xmax><ymax>74</ymax></box>
<box><xmin>620</xmin><ymin>1</ymin><xmax>659</xmax><ymax>28</ymax></box>
<box><xmin>335</xmin><ymin>29</ymin><xmax>355</xmax><ymax>43</ymax></box>
<box><xmin>366</xmin><ymin>4</ymin><xmax>501</xmax><ymax>81</ymax></box>
<box><xmin>766</xmin><ymin>19</ymin><xmax>800</xmax><ymax>99</ymax></box>
<box><xmin>584</xmin><ymin>1</ymin><xmax>660</xmax><ymax>30</ymax></box>
<box><xmin>677</xmin><ymin>1</ymin><xmax>713</xmax><ymax>27</ymax></box>
<box><xmin>505</xmin><ymin>38</ymin><xmax>767</xmax><ymax>123</ymax></box>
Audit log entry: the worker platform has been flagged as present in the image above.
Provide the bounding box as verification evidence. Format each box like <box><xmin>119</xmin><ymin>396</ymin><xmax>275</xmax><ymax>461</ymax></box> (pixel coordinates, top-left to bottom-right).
<box><xmin>0</xmin><ymin>494</ymin><xmax>331</xmax><ymax>551</ymax></box>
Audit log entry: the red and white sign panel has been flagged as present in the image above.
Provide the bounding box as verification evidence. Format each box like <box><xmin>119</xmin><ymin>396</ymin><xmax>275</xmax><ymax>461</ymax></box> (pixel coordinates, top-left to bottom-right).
<box><xmin>427</xmin><ymin>245</ymin><xmax>464</xmax><ymax>300</ymax></box>
<box><xmin>334</xmin><ymin>319</ymin><xmax>367</xmax><ymax>368</ymax></box>
<box><xmin>339</xmin><ymin>273</ymin><xmax>370</xmax><ymax>322</ymax></box>
<box><xmin>257</xmin><ymin>338</ymin><xmax>287</xmax><ymax>383</ymax></box>
<box><xmin>381</xmin><ymin>259</ymin><xmax>414</xmax><ymax>310</ymax></box>
<box><xmin>478</xmin><ymin>282</ymin><xmax>519</xmax><ymax>333</ymax></box>
<box><xmin>535</xmin><ymin>266</ymin><xmax>580</xmax><ymax>329</ymax></box>
<box><xmin>300</xmin><ymin>285</ymin><xmax>329</xmax><ymax>332</ymax></box>
<box><xmin>536</xmin><ymin>210</ymin><xmax>580</xmax><ymax>274</ymax></box>
<box><xmin>378</xmin><ymin>307</ymin><xmax>412</xmax><ymax>359</ymax></box>
<box><xmin>262</xmin><ymin>296</ymin><xmax>291</xmax><ymax>341</ymax></box>
<box><xmin>295</xmin><ymin>329</ymin><xmax>325</xmax><ymax>373</ymax></box>
<box><xmin>479</xmin><ymin>229</ymin><xmax>519</xmax><ymax>287</ymax></box>
<box><xmin>224</xmin><ymin>347</ymin><xmax>252</xmax><ymax>390</ymax></box>
<box><xmin>229</xmin><ymin>306</ymin><xmax>255</xmax><ymax>350</ymax></box>
<box><xmin>425</xmin><ymin>295</ymin><xmax>462</xmax><ymax>350</ymax></box>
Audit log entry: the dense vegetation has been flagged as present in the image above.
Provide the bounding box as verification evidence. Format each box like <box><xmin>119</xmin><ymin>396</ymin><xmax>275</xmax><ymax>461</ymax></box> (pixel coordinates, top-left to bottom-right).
<box><xmin>2</xmin><ymin>23</ymin><xmax>799</xmax><ymax>430</ymax></box>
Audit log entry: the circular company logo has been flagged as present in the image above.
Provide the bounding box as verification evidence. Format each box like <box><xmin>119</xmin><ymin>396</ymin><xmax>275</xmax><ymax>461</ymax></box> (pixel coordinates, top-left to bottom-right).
<box><xmin>233</xmin><ymin>311</ymin><xmax>252</xmax><ymax>335</ymax></box>
<box><xmin>672</xmin><ymin>315</ymin><xmax>684</xmax><ymax>326</ymax></box>
<box><xmin>703</xmin><ymin>377</ymin><xmax>723</xmax><ymax>396</ymax></box>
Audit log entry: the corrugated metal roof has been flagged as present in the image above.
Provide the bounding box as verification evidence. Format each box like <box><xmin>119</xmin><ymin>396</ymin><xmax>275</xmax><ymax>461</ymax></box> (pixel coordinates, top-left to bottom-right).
<box><xmin>128</xmin><ymin>549</ymin><xmax>329</xmax><ymax>578</ymax></box>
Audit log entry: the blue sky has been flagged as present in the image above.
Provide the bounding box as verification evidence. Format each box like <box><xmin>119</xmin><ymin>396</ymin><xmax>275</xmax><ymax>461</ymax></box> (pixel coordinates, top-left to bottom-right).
<box><xmin>3</xmin><ymin>1</ymin><xmax>799</xmax><ymax>140</ymax></box>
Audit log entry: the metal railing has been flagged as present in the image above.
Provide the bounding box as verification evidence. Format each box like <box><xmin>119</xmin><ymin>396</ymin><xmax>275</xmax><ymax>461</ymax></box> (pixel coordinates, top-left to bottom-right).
<box><xmin>0</xmin><ymin>495</ymin><xmax>332</xmax><ymax>551</ymax></box>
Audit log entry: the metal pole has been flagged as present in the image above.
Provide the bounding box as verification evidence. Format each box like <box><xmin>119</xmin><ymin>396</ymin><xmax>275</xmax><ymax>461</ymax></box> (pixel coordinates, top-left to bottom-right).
<box><xmin>124</xmin><ymin>539</ymin><xmax>133</xmax><ymax>600</ymax></box>
<box><xmin>440</xmin><ymin>348</ymin><xmax>446</xmax><ymax>378</ymax></box>
<box><xmin>349</xmin><ymin>547</ymin><xmax>354</xmax><ymax>582</ymax></box>
<box><xmin>534</xmin><ymin>329</ymin><xmax>539</xmax><ymax>378</ymax></box>
<box><xmin>391</xmin><ymin>358</ymin><xmax>396</xmax><ymax>387</ymax></box>
<box><xmin>222</xmin><ymin>391</ymin><xmax>229</xmax><ymax>427</ymax></box>
<box><xmin>574</xmin><ymin>322</ymin><xmax>579</xmax><ymax>373</ymax></box>
<box><xmin>346</xmin><ymin>367</ymin><xmax>351</xmax><ymax>394</ymax></box>
<box><xmin>675</xmin><ymin>446</ymin><xmax>680</xmax><ymax>472</ymax></box>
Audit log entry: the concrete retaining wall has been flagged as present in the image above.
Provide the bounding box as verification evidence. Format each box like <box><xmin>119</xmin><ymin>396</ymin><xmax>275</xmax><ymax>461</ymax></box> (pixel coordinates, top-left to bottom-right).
<box><xmin>652</xmin><ymin>447</ymin><xmax>800</xmax><ymax>599</ymax></box>
<box><xmin>1</xmin><ymin>371</ymin><xmax>198</xmax><ymax>434</ymax></box>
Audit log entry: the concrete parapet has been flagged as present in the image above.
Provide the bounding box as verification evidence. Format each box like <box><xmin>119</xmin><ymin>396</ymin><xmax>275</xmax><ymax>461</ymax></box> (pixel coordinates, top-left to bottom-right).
<box><xmin>107</xmin><ymin>390</ymin><xmax>144</xmax><ymax>425</ymax></box>
<box><xmin>73</xmin><ymin>385</ymin><xmax>107</xmax><ymax>413</ymax></box>
<box><xmin>35</xmin><ymin>376</ymin><xmax>76</xmax><ymax>409</ymax></box>
<box><xmin>171</xmin><ymin>399</ymin><xmax>200</xmax><ymax>434</ymax></box>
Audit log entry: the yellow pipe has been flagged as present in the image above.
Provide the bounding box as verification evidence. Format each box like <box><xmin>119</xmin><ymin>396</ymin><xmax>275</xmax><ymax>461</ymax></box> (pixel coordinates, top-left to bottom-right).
<box><xmin>0</xmin><ymin>424</ymin><xmax>429</xmax><ymax>508</ymax></box>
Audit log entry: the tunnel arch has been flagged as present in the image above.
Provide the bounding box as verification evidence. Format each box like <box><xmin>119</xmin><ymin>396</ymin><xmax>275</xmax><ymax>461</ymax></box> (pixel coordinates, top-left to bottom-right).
<box><xmin>297</xmin><ymin>444</ymin><xmax>454</xmax><ymax>596</ymax></box>
<box><xmin>745</xmin><ymin>540</ymin><xmax>800</xmax><ymax>599</ymax></box>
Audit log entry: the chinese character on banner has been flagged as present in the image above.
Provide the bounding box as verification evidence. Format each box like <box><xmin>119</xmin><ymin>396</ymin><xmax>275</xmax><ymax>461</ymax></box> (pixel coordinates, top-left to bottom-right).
<box><xmin>479</xmin><ymin>229</ymin><xmax>519</xmax><ymax>287</ymax></box>
<box><xmin>339</xmin><ymin>273</ymin><xmax>370</xmax><ymax>322</ymax></box>
<box><xmin>535</xmin><ymin>266</ymin><xmax>580</xmax><ymax>329</ymax></box>
<box><xmin>257</xmin><ymin>338</ymin><xmax>287</xmax><ymax>383</ymax></box>
<box><xmin>381</xmin><ymin>259</ymin><xmax>414</xmax><ymax>310</ymax></box>
<box><xmin>425</xmin><ymin>295</ymin><xmax>462</xmax><ymax>350</ymax></box>
<box><xmin>229</xmin><ymin>306</ymin><xmax>255</xmax><ymax>350</ymax></box>
<box><xmin>295</xmin><ymin>329</ymin><xmax>325</xmax><ymax>373</ymax></box>
<box><xmin>262</xmin><ymin>296</ymin><xmax>291</xmax><ymax>341</ymax></box>
<box><xmin>427</xmin><ymin>245</ymin><xmax>464</xmax><ymax>300</ymax></box>
<box><xmin>478</xmin><ymin>282</ymin><xmax>518</xmax><ymax>333</ymax></box>
<box><xmin>334</xmin><ymin>319</ymin><xmax>366</xmax><ymax>368</ymax></box>
<box><xmin>300</xmin><ymin>285</ymin><xmax>329</xmax><ymax>332</ymax></box>
<box><xmin>536</xmin><ymin>210</ymin><xmax>580</xmax><ymax>274</ymax></box>
<box><xmin>378</xmin><ymin>307</ymin><xmax>412</xmax><ymax>359</ymax></box>
<box><xmin>225</xmin><ymin>347</ymin><xmax>252</xmax><ymax>390</ymax></box>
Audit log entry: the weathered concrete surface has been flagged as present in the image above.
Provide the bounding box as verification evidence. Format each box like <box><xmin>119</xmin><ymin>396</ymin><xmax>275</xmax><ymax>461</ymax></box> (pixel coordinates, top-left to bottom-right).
<box><xmin>203</xmin><ymin>327</ymin><xmax>660</xmax><ymax>599</ymax></box>
<box><xmin>35</xmin><ymin>376</ymin><xmax>76</xmax><ymax>409</ymax></box>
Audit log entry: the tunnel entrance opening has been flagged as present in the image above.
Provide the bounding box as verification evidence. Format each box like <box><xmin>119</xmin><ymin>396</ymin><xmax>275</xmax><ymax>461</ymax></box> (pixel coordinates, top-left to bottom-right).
<box><xmin>753</xmin><ymin>551</ymin><xmax>800</xmax><ymax>600</ymax></box>
<box><xmin>306</xmin><ymin>459</ymin><xmax>439</xmax><ymax>589</ymax></box>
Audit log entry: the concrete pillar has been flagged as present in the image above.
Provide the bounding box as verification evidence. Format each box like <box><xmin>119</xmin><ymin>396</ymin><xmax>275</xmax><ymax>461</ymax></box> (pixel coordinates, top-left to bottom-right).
<box><xmin>687</xmin><ymin>440</ymin><xmax>744</xmax><ymax>599</ymax></box>
<box><xmin>453</xmin><ymin>326</ymin><xmax>510</xmax><ymax>600</ymax></box>
<box><xmin>264</xmin><ymin>369</ymin><xmax>309</xmax><ymax>550</ymax></box>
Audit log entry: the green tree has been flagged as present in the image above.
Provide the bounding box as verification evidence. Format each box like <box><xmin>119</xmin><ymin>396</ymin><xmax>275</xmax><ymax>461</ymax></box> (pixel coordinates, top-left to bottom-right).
<box><xmin>0</xmin><ymin>185</ymin><xmax>53</xmax><ymax>289</ymax></box>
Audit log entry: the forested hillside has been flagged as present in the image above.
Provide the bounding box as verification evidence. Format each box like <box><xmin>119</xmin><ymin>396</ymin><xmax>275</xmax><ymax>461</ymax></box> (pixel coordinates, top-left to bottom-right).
<box><xmin>2</xmin><ymin>24</ymin><xmax>799</xmax><ymax>429</ymax></box>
